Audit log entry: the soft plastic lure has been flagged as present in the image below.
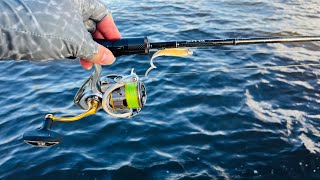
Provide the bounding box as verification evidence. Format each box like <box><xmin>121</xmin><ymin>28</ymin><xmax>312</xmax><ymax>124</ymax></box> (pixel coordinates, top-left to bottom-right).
<box><xmin>145</xmin><ymin>48</ymin><xmax>193</xmax><ymax>76</ymax></box>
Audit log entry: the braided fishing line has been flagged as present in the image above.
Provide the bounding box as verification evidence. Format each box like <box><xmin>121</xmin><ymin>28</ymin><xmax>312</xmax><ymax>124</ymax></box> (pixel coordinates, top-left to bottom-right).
<box><xmin>139</xmin><ymin>63</ymin><xmax>320</xmax><ymax>78</ymax></box>
<box><xmin>194</xmin><ymin>49</ymin><xmax>320</xmax><ymax>53</ymax></box>
<box><xmin>125</xmin><ymin>82</ymin><xmax>140</xmax><ymax>108</ymax></box>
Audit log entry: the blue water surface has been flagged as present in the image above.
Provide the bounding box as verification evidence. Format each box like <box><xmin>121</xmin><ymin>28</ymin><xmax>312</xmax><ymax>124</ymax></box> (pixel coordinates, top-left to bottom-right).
<box><xmin>1</xmin><ymin>0</ymin><xmax>320</xmax><ymax>179</ymax></box>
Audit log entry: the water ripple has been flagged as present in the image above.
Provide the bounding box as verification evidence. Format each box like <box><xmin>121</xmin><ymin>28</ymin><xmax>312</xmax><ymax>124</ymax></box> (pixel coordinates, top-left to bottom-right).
<box><xmin>1</xmin><ymin>0</ymin><xmax>320</xmax><ymax>179</ymax></box>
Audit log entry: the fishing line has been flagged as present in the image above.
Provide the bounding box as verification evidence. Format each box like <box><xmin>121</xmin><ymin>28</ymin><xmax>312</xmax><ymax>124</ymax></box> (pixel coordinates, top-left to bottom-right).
<box><xmin>139</xmin><ymin>63</ymin><xmax>320</xmax><ymax>78</ymax></box>
<box><xmin>190</xmin><ymin>49</ymin><xmax>320</xmax><ymax>53</ymax></box>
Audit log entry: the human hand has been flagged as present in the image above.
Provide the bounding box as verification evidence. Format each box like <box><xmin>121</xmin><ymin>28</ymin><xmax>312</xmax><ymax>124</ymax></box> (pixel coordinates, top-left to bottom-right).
<box><xmin>80</xmin><ymin>15</ymin><xmax>121</xmax><ymax>70</ymax></box>
<box><xmin>0</xmin><ymin>0</ymin><xmax>121</xmax><ymax>69</ymax></box>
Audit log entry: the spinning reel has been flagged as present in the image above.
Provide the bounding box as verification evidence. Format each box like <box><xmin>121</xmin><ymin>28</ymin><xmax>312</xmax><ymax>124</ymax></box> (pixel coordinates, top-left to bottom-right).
<box><xmin>23</xmin><ymin>64</ymin><xmax>147</xmax><ymax>147</ymax></box>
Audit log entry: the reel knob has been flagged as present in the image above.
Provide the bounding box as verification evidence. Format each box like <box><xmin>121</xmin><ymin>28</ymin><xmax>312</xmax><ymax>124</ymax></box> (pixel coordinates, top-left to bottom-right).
<box><xmin>23</xmin><ymin>116</ymin><xmax>62</xmax><ymax>147</ymax></box>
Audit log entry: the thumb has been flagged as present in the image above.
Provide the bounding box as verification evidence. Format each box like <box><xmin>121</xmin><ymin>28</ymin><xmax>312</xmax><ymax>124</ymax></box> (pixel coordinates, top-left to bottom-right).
<box><xmin>80</xmin><ymin>43</ymin><xmax>115</xmax><ymax>70</ymax></box>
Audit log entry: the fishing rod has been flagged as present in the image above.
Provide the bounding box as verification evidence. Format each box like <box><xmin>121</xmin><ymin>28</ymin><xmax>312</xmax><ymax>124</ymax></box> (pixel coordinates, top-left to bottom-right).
<box><xmin>95</xmin><ymin>36</ymin><xmax>320</xmax><ymax>56</ymax></box>
<box><xmin>23</xmin><ymin>35</ymin><xmax>320</xmax><ymax>147</ymax></box>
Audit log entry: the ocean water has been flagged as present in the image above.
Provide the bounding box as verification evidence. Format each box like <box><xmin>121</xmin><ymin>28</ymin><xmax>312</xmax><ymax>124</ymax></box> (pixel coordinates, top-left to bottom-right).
<box><xmin>1</xmin><ymin>0</ymin><xmax>320</xmax><ymax>179</ymax></box>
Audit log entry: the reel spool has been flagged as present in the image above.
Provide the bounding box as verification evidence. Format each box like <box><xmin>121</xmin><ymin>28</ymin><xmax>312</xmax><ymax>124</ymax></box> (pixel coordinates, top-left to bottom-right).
<box><xmin>100</xmin><ymin>69</ymin><xmax>147</xmax><ymax>118</ymax></box>
<box><xmin>23</xmin><ymin>65</ymin><xmax>147</xmax><ymax>147</ymax></box>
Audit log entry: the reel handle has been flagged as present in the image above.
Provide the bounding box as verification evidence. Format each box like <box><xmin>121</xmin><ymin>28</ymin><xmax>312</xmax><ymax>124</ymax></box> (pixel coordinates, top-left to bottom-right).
<box><xmin>47</xmin><ymin>98</ymin><xmax>100</xmax><ymax>122</ymax></box>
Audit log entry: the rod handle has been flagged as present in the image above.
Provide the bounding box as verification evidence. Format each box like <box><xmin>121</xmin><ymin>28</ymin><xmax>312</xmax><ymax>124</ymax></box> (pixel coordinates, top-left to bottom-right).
<box><xmin>94</xmin><ymin>37</ymin><xmax>149</xmax><ymax>57</ymax></box>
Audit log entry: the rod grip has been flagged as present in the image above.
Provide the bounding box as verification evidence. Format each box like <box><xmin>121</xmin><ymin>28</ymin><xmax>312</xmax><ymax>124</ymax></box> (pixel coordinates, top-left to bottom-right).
<box><xmin>94</xmin><ymin>37</ymin><xmax>149</xmax><ymax>57</ymax></box>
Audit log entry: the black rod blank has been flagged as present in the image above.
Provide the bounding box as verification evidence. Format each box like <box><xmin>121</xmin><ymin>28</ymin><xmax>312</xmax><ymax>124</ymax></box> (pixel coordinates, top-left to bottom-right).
<box><xmin>95</xmin><ymin>36</ymin><xmax>320</xmax><ymax>56</ymax></box>
<box><xmin>149</xmin><ymin>36</ymin><xmax>320</xmax><ymax>49</ymax></box>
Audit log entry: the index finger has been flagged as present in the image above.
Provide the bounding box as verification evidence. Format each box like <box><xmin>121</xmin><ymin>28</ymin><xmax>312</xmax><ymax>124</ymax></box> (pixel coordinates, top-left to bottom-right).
<box><xmin>96</xmin><ymin>15</ymin><xmax>121</xmax><ymax>41</ymax></box>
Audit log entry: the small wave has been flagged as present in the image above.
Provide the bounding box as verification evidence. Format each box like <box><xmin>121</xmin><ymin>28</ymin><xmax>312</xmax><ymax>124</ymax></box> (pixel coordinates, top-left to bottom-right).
<box><xmin>299</xmin><ymin>134</ymin><xmax>320</xmax><ymax>154</ymax></box>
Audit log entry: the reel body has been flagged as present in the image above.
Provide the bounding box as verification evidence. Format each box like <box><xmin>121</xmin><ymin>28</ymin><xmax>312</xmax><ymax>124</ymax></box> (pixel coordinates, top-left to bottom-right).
<box><xmin>74</xmin><ymin>67</ymin><xmax>147</xmax><ymax>118</ymax></box>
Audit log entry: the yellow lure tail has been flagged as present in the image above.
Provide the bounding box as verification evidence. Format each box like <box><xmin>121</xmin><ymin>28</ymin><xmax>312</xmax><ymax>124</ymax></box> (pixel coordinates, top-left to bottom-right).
<box><xmin>145</xmin><ymin>48</ymin><xmax>193</xmax><ymax>76</ymax></box>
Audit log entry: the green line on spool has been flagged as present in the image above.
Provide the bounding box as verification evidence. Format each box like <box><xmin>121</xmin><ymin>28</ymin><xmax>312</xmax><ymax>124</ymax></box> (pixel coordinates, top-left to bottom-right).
<box><xmin>125</xmin><ymin>82</ymin><xmax>140</xmax><ymax>108</ymax></box>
